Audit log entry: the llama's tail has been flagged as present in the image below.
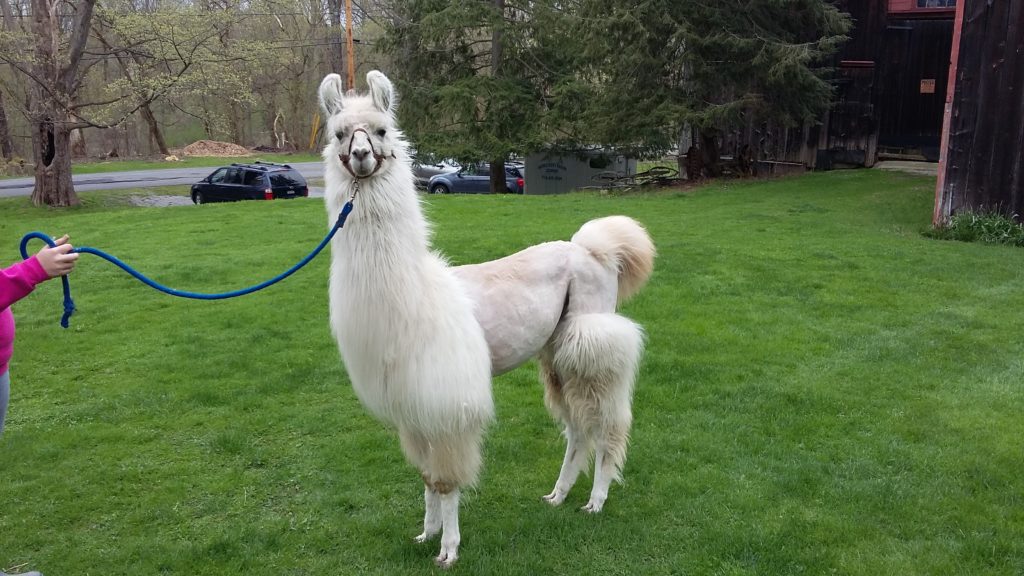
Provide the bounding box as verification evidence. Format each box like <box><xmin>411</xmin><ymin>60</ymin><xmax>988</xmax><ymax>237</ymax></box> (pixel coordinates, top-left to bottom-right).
<box><xmin>571</xmin><ymin>216</ymin><xmax>656</xmax><ymax>303</ymax></box>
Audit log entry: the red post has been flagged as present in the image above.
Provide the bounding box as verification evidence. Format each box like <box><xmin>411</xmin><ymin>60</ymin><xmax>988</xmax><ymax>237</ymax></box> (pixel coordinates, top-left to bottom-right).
<box><xmin>934</xmin><ymin>0</ymin><xmax>966</xmax><ymax>225</ymax></box>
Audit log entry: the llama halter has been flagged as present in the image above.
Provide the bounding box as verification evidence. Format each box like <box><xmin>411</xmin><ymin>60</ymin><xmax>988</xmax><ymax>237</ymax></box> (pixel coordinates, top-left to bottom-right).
<box><xmin>338</xmin><ymin>127</ymin><xmax>394</xmax><ymax>180</ymax></box>
<box><xmin>18</xmin><ymin>190</ymin><xmax>357</xmax><ymax>328</ymax></box>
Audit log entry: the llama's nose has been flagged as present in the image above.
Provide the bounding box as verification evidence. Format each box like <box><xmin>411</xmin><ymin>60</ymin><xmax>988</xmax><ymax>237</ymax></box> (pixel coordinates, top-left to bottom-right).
<box><xmin>351</xmin><ymin>148</ymin><xmax>370</xmax><ymax>161</ymax></box>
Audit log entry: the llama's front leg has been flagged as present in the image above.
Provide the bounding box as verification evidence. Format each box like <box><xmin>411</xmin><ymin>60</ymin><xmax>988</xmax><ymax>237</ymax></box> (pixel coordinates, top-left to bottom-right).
<box><xmin>543</xmin><ymin>425</ymin><xmax>588</xmax><ymax>506</ymax></box>
<box><xmin>435</xmin><ymin>487</ymin><xmax>461</xmax><ymax>568</ymax></box>
<box><xmin>415</xmin><ymin>483</ymin><xmax>441</xmax><ymax>543</ymax></box>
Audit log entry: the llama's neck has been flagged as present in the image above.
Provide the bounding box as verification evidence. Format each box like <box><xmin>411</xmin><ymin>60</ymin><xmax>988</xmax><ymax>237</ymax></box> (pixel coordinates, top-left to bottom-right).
<box><xmin>327</xmin><ymin>163</ymin><xmax>433</xmax><ymax>277</ymax></box>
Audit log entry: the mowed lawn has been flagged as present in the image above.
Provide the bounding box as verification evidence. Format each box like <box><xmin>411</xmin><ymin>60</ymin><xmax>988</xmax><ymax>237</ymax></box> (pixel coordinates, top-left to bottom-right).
<box><xmin>1</xmin><ymin>170</ymin><xmax>1022</xmax><ymax>575</ymax></box>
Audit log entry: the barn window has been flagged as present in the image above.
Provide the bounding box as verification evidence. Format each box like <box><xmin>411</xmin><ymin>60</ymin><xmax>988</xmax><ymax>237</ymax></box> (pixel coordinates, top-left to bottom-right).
<box><xmin>917</xmin><ymin>0</ymin><xmax>955</xmax><ymax>7</ymax></box>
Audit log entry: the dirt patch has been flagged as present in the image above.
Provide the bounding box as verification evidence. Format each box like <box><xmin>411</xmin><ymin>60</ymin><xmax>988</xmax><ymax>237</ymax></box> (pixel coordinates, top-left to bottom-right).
<box><xmin>181</xmin><ymin>140</ymin><xmax>252</xmax><ymax>157</ymax></box>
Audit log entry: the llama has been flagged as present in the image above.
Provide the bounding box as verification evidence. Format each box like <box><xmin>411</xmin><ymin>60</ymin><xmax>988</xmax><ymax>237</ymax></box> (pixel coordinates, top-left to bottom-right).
<box><xmin>320</xmin><ymin>70</ymin><xmax>655</xmax><ymax>567</ymax></box>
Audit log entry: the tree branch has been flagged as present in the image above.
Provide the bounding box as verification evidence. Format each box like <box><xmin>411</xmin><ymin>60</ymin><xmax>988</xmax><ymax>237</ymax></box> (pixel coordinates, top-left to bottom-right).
<box><xmin>59</xmin><ymin>0</ymin><xmax>97</xmax><ymax>93</ymax></box>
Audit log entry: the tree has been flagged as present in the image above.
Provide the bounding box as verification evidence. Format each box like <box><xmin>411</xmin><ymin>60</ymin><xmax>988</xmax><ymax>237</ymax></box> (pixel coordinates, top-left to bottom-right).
<box><xmin>92</xmin><ymin>4</ymin><xmax>262</xmax><ymax>149</ymax></box>
<box><xmin>569</xmin><ymin>0</ymin><xmax>850</xmax><ymax>172</ymax></box>
<box><xmin>380</xmin><ymin>1</ymin><xmax>849</xmax><ymax>181</ymax></box>
<box><xmin>0</xmin><ymin>1</ymin><xmax>287</xmax><ymax>205</ymax></box>
<box><xmin>24</xmin><ymin>0</ymin><xmax>98</xmax><ymax>207</ymax></box>
<box><xmin>0</xmin><ymin>0</ymin><xmax>17</xmax><ymax>160</ymax></box>
<box><xmin>378</xmin><ymin>0</ymin><xmax>568</xmax><ymax>192</ymax></box>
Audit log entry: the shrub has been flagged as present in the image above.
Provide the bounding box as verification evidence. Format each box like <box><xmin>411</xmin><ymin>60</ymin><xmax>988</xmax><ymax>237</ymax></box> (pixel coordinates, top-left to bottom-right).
<box><xmin>926</xmin><ymin>210</ymin><xmax>1024</xmax><ymax>247</ymax></box>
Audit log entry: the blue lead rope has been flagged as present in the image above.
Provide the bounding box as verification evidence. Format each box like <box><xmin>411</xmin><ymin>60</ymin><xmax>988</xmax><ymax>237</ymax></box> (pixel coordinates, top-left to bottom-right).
<box><xmin>19</xmin><ymin>199</ymin><xmax>354</xmax><ymax>329</ymax></box>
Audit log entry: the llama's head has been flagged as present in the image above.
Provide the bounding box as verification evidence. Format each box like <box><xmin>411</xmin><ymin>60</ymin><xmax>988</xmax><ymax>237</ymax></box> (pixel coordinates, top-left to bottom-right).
<box><xmin>319</xmin><ymin>70</ymin><xmax>406</xmax><ymax>181</ymax></box>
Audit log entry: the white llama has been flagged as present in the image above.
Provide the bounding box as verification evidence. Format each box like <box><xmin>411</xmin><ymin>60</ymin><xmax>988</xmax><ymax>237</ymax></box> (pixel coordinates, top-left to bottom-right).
<box><xmin>320</xmin><ymin>71</ymin><xmax>655</xmax><ymax>568</ymax></box>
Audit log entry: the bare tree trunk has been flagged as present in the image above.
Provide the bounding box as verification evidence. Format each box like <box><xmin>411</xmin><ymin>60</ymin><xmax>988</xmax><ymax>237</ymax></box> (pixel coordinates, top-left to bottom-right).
<box><xmin>30</xmin><ymin>113</ymin><xmax>78</xmax><ymax>207</ymax></box>
<box><xmin>0</xmin><ymin>0</ymin><xmax>17</xmax><ymax>160</ymax></box>
<box><xmin>700</xmin><ymin>127</ymin><xmax>722</xmax><ymax>178</ymax></box>
<box><xmin>96</xmin><ymin>30</ymin><xmax>171</xmax><ymax>157</ymax></box>
<box><xmin>28</xmin><ymin>0</ymin><xmax>96</xmax><ymax>207</ymax></box>
<box><xmin>30</xmin><ymin>0</ymin><xmax>78</xmax><ymax>206</ymax></box>
<box><xmin>327</xmin><ymin>0</ymin><xmax>345</xmax><ymax>74</ymax></box>
<box><xmin>488</xmin><ymin>0</ymin><xmax>506</xmax><ymax>194</ymax></box>
<box><xmin>70</xmin><ymin>128</ymin><xmax>87</xmax><ymax>157</ymax></box>
<box><xmin>0</xmin><ymin>91</ymin><xmax>13</xmax><ymax>159</ymax></box>
<box><xmin>676</xmin><ymin>124</ymin><xmax>690</xmax><ymax>179</ymax></box>
<box><xmin>139</xmin><ymin>103</ymin><xmax>169</xmax><ymax>155</ymax></box>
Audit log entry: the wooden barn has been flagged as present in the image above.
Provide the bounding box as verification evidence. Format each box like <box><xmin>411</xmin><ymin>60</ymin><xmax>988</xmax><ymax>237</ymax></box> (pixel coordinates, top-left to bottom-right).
<box><xmin>934</xmin><ymin>0</ymin><xmax>1024</xmax><ymax>222</ymax></box>
<box><xmin>713</xmin><ymin>0</ymin><xmax>958</xmax><ymax>173</ymax></box>
<box><xmin>816</xmin><ymin>0</ymin><xmax>957</xmax><ymax>168</ymax></box>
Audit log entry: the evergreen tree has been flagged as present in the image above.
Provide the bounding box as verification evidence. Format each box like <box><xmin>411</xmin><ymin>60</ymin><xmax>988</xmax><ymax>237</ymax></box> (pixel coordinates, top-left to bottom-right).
<box><xmin>571</xmin><ymin>0</ymin><xmax>850</xmax><ymax>170</ymax></box>
<box><xmin>380</xmin><ymin>0</ymin><xmax>849</xmax><ymax>179</ymax></box>
<box><xmin>378</xmin><ymin>0</ymin><xmax>574</xmax><ymax>191</ymax></box>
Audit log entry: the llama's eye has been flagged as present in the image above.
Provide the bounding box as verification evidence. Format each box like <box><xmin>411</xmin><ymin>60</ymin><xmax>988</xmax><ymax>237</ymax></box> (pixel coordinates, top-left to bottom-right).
<box><xmin>336</xmin><ymin>131</ymin><xmax>346</xmax><ymax>141</ymax></box>
<box><xmin>376</xmin><ymin>128</ymin><xmax>386</xmax><ymax>137</ymax></box>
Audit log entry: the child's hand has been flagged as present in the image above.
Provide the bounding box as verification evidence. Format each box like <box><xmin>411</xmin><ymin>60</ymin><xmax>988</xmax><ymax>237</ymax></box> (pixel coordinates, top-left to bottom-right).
<box><xmin>36</xmin><ymin>234</ymin><xmax>79</xmax><ymax>278</ymax></box>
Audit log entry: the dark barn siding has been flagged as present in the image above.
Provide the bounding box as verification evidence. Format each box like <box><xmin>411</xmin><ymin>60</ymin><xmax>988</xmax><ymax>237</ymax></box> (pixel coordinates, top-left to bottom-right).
<box><xmin>878</xmin><ymin>18</ymin><xmax>955</xmax><ymax>158</ymax></box>
<box><xmin>838</xmin><ymin>0</ymin><xmax>890</xmax><ymax>59</ymax></box>
<box><xmin>936</xmin><ymin>0</ymin><xmax>1024</xmax><ymax>220</ymax></box>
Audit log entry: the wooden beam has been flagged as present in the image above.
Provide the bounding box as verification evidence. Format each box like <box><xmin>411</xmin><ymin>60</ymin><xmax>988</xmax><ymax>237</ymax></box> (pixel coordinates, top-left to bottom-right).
<box><xmin>933</xmin><ymin>0</ymin><xmax>965</xmax><ymax>224</ymax></box>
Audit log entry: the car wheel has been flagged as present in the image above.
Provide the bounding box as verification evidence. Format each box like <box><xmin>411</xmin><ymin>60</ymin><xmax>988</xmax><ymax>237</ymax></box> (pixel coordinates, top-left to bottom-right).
<box><xmin>192</xmin><ymin>191</ymin><xmax>205</xmax><ymax>205</ymax></box>
<box><xmin>430</xmin><ymin>183</ymin><xmax>450</xmax><ymax>195</ymax></box>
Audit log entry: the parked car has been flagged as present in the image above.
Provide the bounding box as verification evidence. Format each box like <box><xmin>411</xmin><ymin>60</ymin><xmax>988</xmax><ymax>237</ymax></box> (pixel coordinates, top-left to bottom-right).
<box><xmin>427</xmin><ymin>162</ymin><xmax>525</xmax><ymax>194</ymax></box>
<box><xmin>191</xmin><ymin>161</ymin><xmax>308</xmax><ymax>204</ymax></box>
<box><xmin>411</xmin><ymin>151</ymin><xmax>460</xmax><ymax>188</ymax></box>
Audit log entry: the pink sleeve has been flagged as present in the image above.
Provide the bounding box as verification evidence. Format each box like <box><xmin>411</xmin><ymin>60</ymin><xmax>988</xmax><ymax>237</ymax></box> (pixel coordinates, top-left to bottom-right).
<box><xmin>0</xmin><ymin>256</ymin><xmax>50</xmax><ymax>310</ymax></box>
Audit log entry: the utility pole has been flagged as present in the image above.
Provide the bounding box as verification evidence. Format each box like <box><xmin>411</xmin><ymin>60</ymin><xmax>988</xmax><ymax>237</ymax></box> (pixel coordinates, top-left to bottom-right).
<box><xmin>345</xmin><ymin>0</ymin><xmax>355</xmax><ymax>91</ymax></box>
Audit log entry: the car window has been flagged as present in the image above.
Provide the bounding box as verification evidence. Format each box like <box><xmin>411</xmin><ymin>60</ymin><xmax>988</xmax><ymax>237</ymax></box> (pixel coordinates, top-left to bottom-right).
<box><xmin>242</xmin><ymin>170</ymin><xmax>265</xmax><ymax>186</ymax></box>
<box><xmin>269</xmin><ymin>170</ymin><xmax>305</xmax><ymax>187</ymax></box>
<box><xmin>224</xmin><ymin>168</ymin><xmax>243</xmax><ymax>184</ymax></box>
<box><xmin>208</xmin><ymin>168</ymin><xmax>228</xmax><ymax>183</ymax></box>
<box><xmin>505</xmin><ymin>166</ymin><xmax>522</xmax><ymax>177</ymax></box>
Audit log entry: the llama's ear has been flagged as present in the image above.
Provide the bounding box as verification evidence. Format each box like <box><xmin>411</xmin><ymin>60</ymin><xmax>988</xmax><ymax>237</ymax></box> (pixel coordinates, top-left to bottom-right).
<box><xmin>366</xmin><ymin>70</ymin><xmax>396</xmax><ymax>116</ymax></box>
<box><xmin>318</xmin><ymin>73</ymin><xmax>345</xmax><ymax>116</ymax></box>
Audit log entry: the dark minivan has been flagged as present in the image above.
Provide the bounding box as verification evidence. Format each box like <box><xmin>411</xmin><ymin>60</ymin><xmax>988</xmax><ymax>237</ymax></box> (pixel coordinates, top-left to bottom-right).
<box><xmin>191</xmin><ymin>161</ymin><xmax>308</xmax><ymax>204</ymax></box>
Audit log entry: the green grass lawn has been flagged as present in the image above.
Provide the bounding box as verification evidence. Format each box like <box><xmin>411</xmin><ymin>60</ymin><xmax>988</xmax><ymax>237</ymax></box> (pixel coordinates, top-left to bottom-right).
<box><xmin>1</xmin><ymin>171</ymin><xmax>1022</xmax><ymax>575</ymax></box>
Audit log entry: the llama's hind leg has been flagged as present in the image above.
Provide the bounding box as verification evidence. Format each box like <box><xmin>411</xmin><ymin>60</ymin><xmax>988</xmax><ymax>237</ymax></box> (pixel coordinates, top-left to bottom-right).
<box><xmin>540</xmin><ymin>350</ymin><xmax>589</xmax><ymax>505</ymax></box>
<box><xmin>543</xmin><ymin>423</ymin><xmax>589</xmax><ymax>506</ymax></box>
<box><xmin>552</xmin><ymin>313</ymin><xmax>643</xmax><ymax>513</ymax></box>
<box><xmin>583</xmin><ymin>420</ymin><xmax>630</xmax><ymax>513</ymax></box>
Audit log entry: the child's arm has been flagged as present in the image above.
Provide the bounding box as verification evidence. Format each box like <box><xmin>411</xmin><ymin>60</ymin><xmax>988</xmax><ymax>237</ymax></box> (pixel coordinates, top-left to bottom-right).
<box><xmin>0</xmin><ymin>235</ymin><xmax>78</xmax><ymax>310</ymax></box>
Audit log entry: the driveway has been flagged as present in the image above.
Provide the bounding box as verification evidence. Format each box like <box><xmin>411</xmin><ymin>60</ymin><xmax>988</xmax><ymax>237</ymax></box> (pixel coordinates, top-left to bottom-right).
<box><xmin>0</xmin><ymin>161</ymin><xmax>324</xmax><ymax>198</ymax></box>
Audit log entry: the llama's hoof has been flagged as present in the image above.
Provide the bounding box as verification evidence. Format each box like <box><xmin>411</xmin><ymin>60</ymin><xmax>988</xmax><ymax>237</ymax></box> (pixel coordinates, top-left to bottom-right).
<box><xmin>581</xmin><ymin>499</ymin><xmax>604</xmax><ymax>513</ymax></box>
<box><xmin>434</xmin><ymin>548</ymin><xmax>458</xmax><ymax>568</ymax></box>
<box><xmin>542</xmin><ymin>490</ymin><xmax>566</xmax><ymax>506</ymax></box>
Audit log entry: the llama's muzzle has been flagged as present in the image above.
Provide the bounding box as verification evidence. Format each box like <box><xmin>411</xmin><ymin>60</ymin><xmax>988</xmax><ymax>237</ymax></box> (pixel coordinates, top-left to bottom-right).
<box><xmin>340</xmin><ymin>127</ymin><xmax>393</xmax><ymax>179</ymax></box>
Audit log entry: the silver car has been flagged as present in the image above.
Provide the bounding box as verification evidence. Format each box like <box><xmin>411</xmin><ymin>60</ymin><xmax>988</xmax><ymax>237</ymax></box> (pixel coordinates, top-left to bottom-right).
<box><xmin>411</xmin><ymin>151</ymin><xmax>459</xmax><ymax>188</ymax></box>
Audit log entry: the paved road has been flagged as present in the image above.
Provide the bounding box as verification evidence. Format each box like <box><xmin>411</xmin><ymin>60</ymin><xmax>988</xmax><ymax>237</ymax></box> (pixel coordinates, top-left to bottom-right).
<box><xmin>0</xmin><ymin>161</ymin><xmax>324</xmax><ymax>198</ymax></box>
